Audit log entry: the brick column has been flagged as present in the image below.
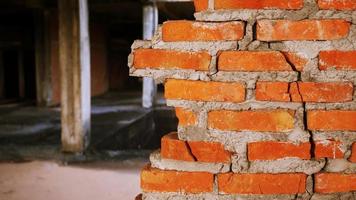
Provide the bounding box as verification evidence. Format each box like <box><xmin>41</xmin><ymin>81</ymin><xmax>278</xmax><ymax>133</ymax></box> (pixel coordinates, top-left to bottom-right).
<box><xmin>130</xmin><ymin>0</ymin><xmax>356</xmax><ymax>199</ymax></box>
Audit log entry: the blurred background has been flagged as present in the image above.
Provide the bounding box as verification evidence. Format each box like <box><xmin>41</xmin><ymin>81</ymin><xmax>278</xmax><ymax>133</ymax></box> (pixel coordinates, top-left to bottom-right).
<box><xmin>0</xmin><ymin>0</ymin><xmax>195</xmax><ymax>199</ymax></box>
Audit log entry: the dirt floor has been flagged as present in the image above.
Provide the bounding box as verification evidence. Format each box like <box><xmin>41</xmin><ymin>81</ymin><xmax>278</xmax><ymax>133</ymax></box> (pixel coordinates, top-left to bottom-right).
<box><xmin>0</xmin><ymin>92</ymin><xmax>172</xmax><ymax>200</ymax></box>
<box><xmin>0</xmin><ymin>159</ymin><xmax>147</xmax><ymax>200</ymax></box>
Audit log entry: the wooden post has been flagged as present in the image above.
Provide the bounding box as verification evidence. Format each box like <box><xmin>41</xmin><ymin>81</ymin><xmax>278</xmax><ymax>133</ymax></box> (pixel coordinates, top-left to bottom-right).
<box><xmin>34</xmin><ymin>10</ymin><xmax>52</xmax><ymax>106</ymax></box>
<box><xmin>58</xmin><ymin>0</ymin><xmax>91</xmax><ymax>152</ymax></box>
<box><xmin>142</xmin><ymin>3</ymin><xmax>158</xmax><ymax>108</ymax></box>
<box><xmin>0</xmin><ymin>51</ymin><xmax>4</xmax><ymax>99</ymax></box>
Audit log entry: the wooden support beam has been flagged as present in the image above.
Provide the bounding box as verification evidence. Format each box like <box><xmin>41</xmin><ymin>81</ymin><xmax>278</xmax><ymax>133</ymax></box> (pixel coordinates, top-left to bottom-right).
<box><xmin>59</xmin><ymin>0</ymin><xmax>91</xmax><ymax>152</ymax></box>
<box><xmin>142</xmin><ymin>3</ymin><xmax>158</xmax><ymax>108</ymax></box>
<box><xmin>35</xmin><ymin>10</ymin><xmax>52</xmax><ymax>106</ymax></box>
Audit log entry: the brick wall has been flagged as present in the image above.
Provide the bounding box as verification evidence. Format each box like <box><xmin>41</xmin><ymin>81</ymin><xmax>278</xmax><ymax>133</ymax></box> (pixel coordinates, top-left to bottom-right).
<box><xmin>129</xmin><ymin>0</ymin><xmax>356</xmax><ymax>199</ymax></box>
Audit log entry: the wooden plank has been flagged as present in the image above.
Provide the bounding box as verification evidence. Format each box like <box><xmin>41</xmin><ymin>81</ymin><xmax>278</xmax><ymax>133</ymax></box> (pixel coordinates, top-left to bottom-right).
<box><xmin>142</xmin><ymin>3</ymin><xmax>158</xmax><ymax>108</ymax></box>
<box><xmin>59</xmin><ymin>0</ymin><xmax>91</xmax><ymax>152</ymax></box>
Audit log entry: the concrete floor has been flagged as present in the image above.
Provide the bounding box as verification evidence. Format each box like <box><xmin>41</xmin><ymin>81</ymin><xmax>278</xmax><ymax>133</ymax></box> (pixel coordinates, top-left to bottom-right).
<box><xmin>0</xmin><ymin>91</ymin><xmax>177</xmax><ymax>151</ymax></box>
<box><xmin>0</xmin><ymin>159</ymin><xmax>147</xmax><ymax>200</ymax></box>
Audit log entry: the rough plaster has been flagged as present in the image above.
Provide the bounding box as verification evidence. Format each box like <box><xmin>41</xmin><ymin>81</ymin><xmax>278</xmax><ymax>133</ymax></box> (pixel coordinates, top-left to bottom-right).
<box><xmin>150</xmin><ymin>150</ymin><xmax>231</xmax><ymax>173</ymax></box>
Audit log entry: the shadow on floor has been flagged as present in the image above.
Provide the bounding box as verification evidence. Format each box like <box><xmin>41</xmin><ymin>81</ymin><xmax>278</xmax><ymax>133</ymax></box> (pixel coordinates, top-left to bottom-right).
<box><xmin>0</xmin><ymin>91</ymin><xmax>177</xmax><ymax>162</ymax></box>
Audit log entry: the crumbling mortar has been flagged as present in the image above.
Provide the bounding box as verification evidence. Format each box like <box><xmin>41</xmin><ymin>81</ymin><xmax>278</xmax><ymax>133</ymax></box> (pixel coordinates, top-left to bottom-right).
<box><xmin>166</xmin><ymin>99</ymin><xmax>304</xmax><ymax>112</ymax></box>
<box><xmin>238</xmin><ymin>21</ymin><xmax>254</xmax><ymax>50</ymax></box>
<box><xmin>208</xmin><ymin>0</ymin><xmax>214</xmax><ymax>11</ymax></box>
<box><xmin>194</xmin><ymin>0</ymin><xmax>356</xmax><ymax>23</ymax></box>
<box><xmin>197</xmin><ymin>109</ymin><xmax>208</xmax><ymax>129</ymax></box>
<box><xmin>209</xmin><ymin>56</ymin><xmax>218</xmax><ymax>75</ymax></box>
<box><xmin>212</xmin><ymin>175</ymin><xmax>218</xmax><ymax>194</ymax></box>
<box><xmin>311</xmin><ymin>192</ymin><xmax>356</xmax><ymax>200</ymax></box>
<box><xmin>150</xmin><ymin>150</ymin><xmax>231</xmax><ymax>174</ymax></box>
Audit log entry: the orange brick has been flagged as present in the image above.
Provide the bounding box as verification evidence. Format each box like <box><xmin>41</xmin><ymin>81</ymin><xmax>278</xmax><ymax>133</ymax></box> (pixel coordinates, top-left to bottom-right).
<box><xmin>318</xmin><ymin>0</ymin><xmax>356</xmax><ymax>10</ymax></box>
<box><xmin>350</xmin><ymin>143</ymin><xmax>356</xmax><ymax>163</ymax></box>
<box><xmin>193</xmin><ymin>0</ymin><xmax>208</xmax><ymax>11</ymax></box>
<box><xmin>319</xmin><ymin>51</ymin><xmax>356</xmax><ymax>70</ymax></box>
<box><xmin>314</xmin><ymin>140</ymin><xmax>344</xmax><ymax>159</ymax></box>
<box><xmin>218</xmin><ymin>173</ymin><xmax>306</xmax><ymax>194</ymax></box>
<box><xmin>257</xmin><ymin>82</ymin><xmax>353</xmax><ymax>103</ymax></box>
<box><xmin>257</xmin><ymin>20</ymin><xmax>350</xmax><ymax>41</ymax></box>
<box><xmin>133</xmin><ymin>49</ymin><xmax>211</xmax><ymax>71</ymax></box>
<box><xmin>218</xmin><ymin>51</ymin><xmax>293</xmax><ymax>72</ymax></box>
<box><xmin>165</xmin><ymin>79</ymin><xmax>245</xmax><ymax>103</ymax></box>
<box><xmin>208</xmin><ymin>110</ymin><xmax>295</xmax><ymax>132</ymax></box>
<box><xmin>315</xmin><ymin>173</ymin><xmax>356</xmax><ymax>193</ymax></box>
<box><xmin>215</xmin><ymin>0</ymin><xmax>303</xmax><ymax>10</ymax></box>
<box><xmin>188</xmin><ymin>140</ymin><xmax>231</xmax><ymax>163</ymax></box>
<box><xmin>161</xmin><ymin>133</ymin><xmax>195</xmax><ymax>162</ymax></box>
<box><xmin>290</xmin><ymin>82</ymin><xmax>353</xmax><ymax>103</ymax></box>
<box><xmin>141</xmin><ymin>165</ymin><xmax>214</xmax><ymax>193</ymax></box>
<box><xmin>161</xmin><ymin>132</ymin><xmax>231</xmax><ymax>163</ymax></box>
<box><xmin>162</xmin><ymin>21</ymin><xmax>245</xmax><ymax>42</ymax></box>
<box><xmin>282</xmin><ymin>52</ymin><xmax>308</xmax><ymax>71</ymax></box>
<box><xmin>307</xmin><ymin>110</ymin><xmax>356</xmax><ymax>131</ymax></box>
<box><xmin>175</xmin><ymin>107</ymin><xmax>197</xmax><ymax>126</ymax></box>
<box><xmin>256</xmin><ymin>82</ymin><xmax>290</xmax><ymax>102</ymax></box>
<box><xmin>248</xmin><ymin>141</ymin><xmax>311</xmax><ymax>161</ymax></box>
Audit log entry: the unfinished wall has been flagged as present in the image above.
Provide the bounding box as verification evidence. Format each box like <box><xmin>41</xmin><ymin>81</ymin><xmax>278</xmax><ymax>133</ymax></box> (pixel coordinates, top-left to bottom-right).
<box><xmin>129</xmin><ymin>0</ymin><xmax>356</xmax><ymax>199</ymax></box>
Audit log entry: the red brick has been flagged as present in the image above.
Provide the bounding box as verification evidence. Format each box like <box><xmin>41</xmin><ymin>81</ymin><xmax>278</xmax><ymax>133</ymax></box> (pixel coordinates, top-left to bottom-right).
<box><xmin>165</xmin><ymin>79</ymin><xmax>245</xmax><ymax>103</ymax></box>
<box><xmin>248</xmin><ymin>141</ymin><xmax>311</xmax><ymax>161</ymax></box>
<box><xmin>257</xmin><ymin>20</ymin><xmax>350</xmax><ymax>41</ymax></box>
<box><xmin>175</xmin><ymin>107</ymin><xmax>197</xmax><ymax>126</ymax></box>
<box><xmin>141</xmin><ymin>165</ymin><xmax>214</xmax><ymax>193</ymax></box>
<box><xmin>314</xmin><ymin>140</ymin><xmax>344</xmax><ymax>159</ymax></box>
<box><xmin>218</xmin><ymin>51</ymin><xmax>293</xmax><ymax>72</ymax></box>
<box><xmin>208</xmin><ymin>110</ymin><xmax>295</xmax><ymax>132</ymax></box>
<box><xmin>315</xmin><ymin>173</ymin><xmax>356</xmax><ymax>193</ymax></box>
<box><xmin>318</xmin><ymin>0</ymin><xmax>356</xmax><ymax>10</ymax></box>
<box><xmin>215</xmin><ymin>0</ymin><xmax>303</xmax><ymax>10</ymax></box>
<box><xmin>133</xmin><ymin>49</ymin><xmax>211</xmax><ymax>71</ymax></box>
<box><xmin>162</xmin><ymin>21</ymin><xmax>244</xmax><ymax>42</ymax></box>
<box><xmin>308</xmin><ymin>110</ymin><xmax>356</xmax><ymax>131</ymax></box>
<box><xmin>256</xmin><ymin>82</ymin><xmax>290</xmax><ymax>102</ymax></box>
<box><xmin>289</xmin><ymin>82</ymin><xmax>353</xmax><ymax>103</ymax></box>
<box><xmin>161</xmin><ymin>132</ymin><xmax>195</xmax><ymax>162</ymax></box>
<box><xmin>257</xmin><ymin>82</ymin><xmax>353</xmax><ymax>103</ymax></box>
<box><xmin>161</xmin><ymin>132</ymin><xmax>231</xmax><ymax>163</ymax></box>
<box><xmin>193</xmin><ymin>0</ymin><xmax>208</xmax><ymax>11</ymax></box>
<box><xmin>188</xmin><ymin>140</ymin><xmax>231</xmax><ymax>163</ymax></box>
<box><xmin>350</xmin><ymin>143</ymin><xmax>356</xmax><ymax>163</ymax></box>
<box><xmin>319</xmin><ymin>51</ymin><xmax>356</xmax><ymax>70</ymax></box>
<box><xmin>218</xmin><ymin>173</ymin><xmax>307</xmax><ymax>194</ymax></box>
<box><xmin>282</xmin><ymin>52</ymin><xmax>308</xmax><ymax>71</ymax></box>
